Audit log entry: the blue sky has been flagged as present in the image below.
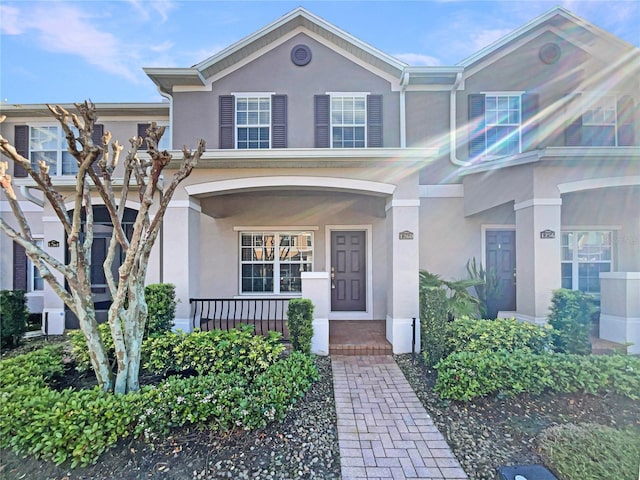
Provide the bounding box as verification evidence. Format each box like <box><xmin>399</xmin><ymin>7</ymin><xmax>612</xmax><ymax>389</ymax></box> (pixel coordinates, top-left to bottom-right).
<box><xmin>1</xmin><ymin>0</ymin><xmax>638</xmax><ymax>104</ymax></box>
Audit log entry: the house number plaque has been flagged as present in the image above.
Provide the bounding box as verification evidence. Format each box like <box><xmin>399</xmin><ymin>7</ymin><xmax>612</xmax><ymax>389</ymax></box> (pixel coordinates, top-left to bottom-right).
<box><xmin>399</xmin><ymin>230</ymin><xmax>414</xmax><ymax>240</ymax></box>
<box><xmin>540</xmin><ymin>229</ymin><xmax>556</xmax><ymax>239</ymax></box>
<box><xmin>47</xmin><ymin>240</ymin><xmax>60</xmax><ymax>247</ymax></box>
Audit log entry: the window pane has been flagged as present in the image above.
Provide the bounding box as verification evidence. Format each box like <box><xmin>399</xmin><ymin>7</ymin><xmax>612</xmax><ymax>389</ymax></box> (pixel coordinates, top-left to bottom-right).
<box><xmin>62</xmin><ymin>152</ymin><xmax>78</xmax><ymax>174</ymax></box>
<box><xmin>561</xmin><ymin>263</ymin><xmax>573</xmax><ymax>289</ymax></box>
<box><xmin>31</xmin><ymin>151</ymin><xmax>57</xmax><ymax>175</ymax></box>
<box><xmin>30</xmin><ymin>126</ymin><xmax>58</xmax><ymax>150</ymax></box>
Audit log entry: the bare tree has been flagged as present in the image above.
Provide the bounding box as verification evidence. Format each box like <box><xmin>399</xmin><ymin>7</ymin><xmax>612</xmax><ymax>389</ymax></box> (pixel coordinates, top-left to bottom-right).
<box><xmin>0</xmin><ymin>101</ymin><xmax>205</xmax><ymax>394</ymax></box>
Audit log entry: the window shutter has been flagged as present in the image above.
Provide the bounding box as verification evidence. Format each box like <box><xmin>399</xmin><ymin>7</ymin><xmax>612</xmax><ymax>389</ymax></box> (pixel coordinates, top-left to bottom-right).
<box><xmin>314</xmin><ymin>94</ymin><xmax>330</xmax><ymax>148</ymax></box>
<box><xmin>468</xmin><ymin>94</ymin><xmax>486</xmax><ymax>158</ymax></box>
<box><xmin>13</xmin><ymin>242</ymin><xmax>27</xmax><ymax>291</ymax></box>
<box><xmin>617</xmin><ymin>95</ymin><xmax>635</xmax><ymax>146</ymax></box>
<box><xmin>271</xmin><ymin>94</ymin><xmax>288</xmax><ymax>148</ymax></box>
<box><xmin>137</xmin><ymin>123</ymin><xmax>150</xmax><ymax>150</ymax></box>
<box><xmin>219</xmin><ymin>95</ymin><xmax>235</xmax><ymax>149</ymax></box>
<box><xmin>367</xmin><ymin>94</ymin><xmax>383</xmax><ymax>147</ymax></box>
<box><xmin>13</xmin><ymin>125</ymin><xmax>29</xmax><ymax>178</ymax></box>
<box><xmin>521</xmin><ymin>93</ymin><xmax>539</xmax><ymax>151</ymax></box>
<box><xmin>565</xmin><ymin>93</ymin><xmax>582</xmax><ymax>146</ymax></box>
<box><xmin>91</xmin><ymin>124</ymin><xmax>104</xmax><ymax>173</ymax></box>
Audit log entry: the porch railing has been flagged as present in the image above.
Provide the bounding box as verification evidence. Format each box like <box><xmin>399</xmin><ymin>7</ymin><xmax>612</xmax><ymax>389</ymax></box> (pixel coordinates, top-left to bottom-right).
<box><xmin>189</xmin><ymin>297</ymin><xmax>291</xmax><ymax>342</ymax></box>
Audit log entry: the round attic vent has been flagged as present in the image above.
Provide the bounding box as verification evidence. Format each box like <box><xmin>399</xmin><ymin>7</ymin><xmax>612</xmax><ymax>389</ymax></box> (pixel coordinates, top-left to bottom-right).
<box><xmin>539</xmin><ymin>42</ymin><xmax>561</xmax><ymax>64</ymax></box>
<box><xmin>291</xmin><ymin>44</ymin><xmax>312</xmax><ymax>66</ymax></box>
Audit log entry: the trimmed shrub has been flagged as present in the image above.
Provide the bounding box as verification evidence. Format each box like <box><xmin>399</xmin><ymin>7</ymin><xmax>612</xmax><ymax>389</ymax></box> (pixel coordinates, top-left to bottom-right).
<box><xmin>548</xmin><ymin>289</ymin><xmax>596</xmax><ymax>355</ymax></box>
<box><xmin>446</xmin><ymin>317</ymin><xmax>553</xmax><ymax>355</ymax></box>
<box><xmin>0</xmin><ymin>290</ymin><xmax>29</xmax><ymax>348</ymax></box>
<box><xmin>287</xmin><ymin>298</ymin><xmax>314</xmax><ymax>354</ymax></box>
<box><xmin>144</xmin><ymin>283</ymin><xmax>177</xmax><ymax>337</ymax></box>
<box><xmin>420</xmin><ymin>286</ymin><xmax>449</xmax><ymax>367</ymax></box>
<box><xmin>434</xmin><ymin>350</ymin><xmax>640</xmax><ymax>401</ymax></box>
<box><xmin>0</xmin><ymin>344</ymin><xmax>64</xmax><ymax>389</ymax></box>
<box><xmin>142</xmin><ymin>326</ymin><xmax>285</xmax><ymax>378</ymax></box>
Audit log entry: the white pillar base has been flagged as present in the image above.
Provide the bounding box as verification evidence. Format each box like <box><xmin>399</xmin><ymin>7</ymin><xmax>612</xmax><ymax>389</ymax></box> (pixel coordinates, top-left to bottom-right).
<box><xmin>43</xmin><ymin>309</ymin><xmax>65</xmax><ymax>335</ymax></box>
<box><xmin>311</xmin><ymin>318</ymin><xmax>329</xmax><ymax>356</ymax></box>
<box><xmin>387</xmin><ymin>315</ymin><xmax>420</xmax><ymax>354</ymax></box>
<box><xmin>172</xmin><ymin>317</ymin><xmax>193</xmax><ymax>333</ymax></box>
<box><xmin>600</xmin><ymin>314</ymin><xmax>639</xmax><ymax>355</ymax></box>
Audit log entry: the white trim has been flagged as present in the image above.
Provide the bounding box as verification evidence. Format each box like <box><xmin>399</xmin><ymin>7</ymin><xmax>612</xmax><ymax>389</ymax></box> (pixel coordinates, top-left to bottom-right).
<box><xmin>514</xmin><ymin>313</ymin><xmax>548</xmax><ymax>326</ymax></box>
<box><xmin>558</xmin><ymin>176</ymin><xmax>640</xmax><ymax>194</ymax></box>
<box><xmin>600</xmin><ymin>272</ymin><xmax>640</xmax><ymax>280</ymax></box>
<box><xmin>326</xmin><ymin>91</ymin><xmax>371</xmax><ymax>96</ymax></box>
<box><xmin>480</xmin><ymin>225</ymin><xmax>516</xmax><ymax>281</ymax></box>
<box><xmin>231</xmin><ymin>92</ymin><xmax>276</xmax><ymax>96</ymax></box>
<box><xmin>167</xmin><ymin>199</ymin><xmax>201</xmax><ymax>212</ymax></box>
<box><xmin>185</xmin><ymin>176</ymin><xmax>396</xmax><ymax>197</ymax></box>
<box><xmin>481</xmin><ymin>91</ymin><xmax>526</xmax><ymax>95</ymax></box>
<box><xmin>513</xmin><ymin>198</ymin><xmax>562</xmax><ymax>211</ymax></box>
<box><xmin>63</xmin><ymin>199</ymin><xmax>142</xmax><ymax>211</ymax></box>
<box><xmin>0</xmin><ymin>201</ymin><xmax>43</xmax><ymax>212</ymax></box>
<box><xmin>326</xmin><ymin>224</ymin><xmax>374</xmax><ymax>320</ymax></box>
<box><xmin>385</xmin><ymin>199</ymin><xmax>420</xmax><ymax>211</ymax></box>
<box><xmin>42</xmin><ymin>216</ymin><xmax>61</xmax><ymax>223</ymax></box>
<box><xmin>233</xmin><ymin>225</ymin><xmax>319</xmax><ymax>231</ymax></box>
<box><xmin>419</xmin><ymin>185</ymin><xmax>464</xmax><ymax>198</ymax></box>
<box><xmin>562</xmin><ymin>225</ymin><xmax>622</xmax><ymax>231</ymax></box>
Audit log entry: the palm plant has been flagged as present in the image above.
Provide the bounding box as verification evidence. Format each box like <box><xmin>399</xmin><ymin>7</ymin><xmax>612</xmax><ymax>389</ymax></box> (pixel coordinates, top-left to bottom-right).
<box><xmin>419</xmin><ymin>270</ymin><xmax>482</xmax><ymax>320</ymax></box>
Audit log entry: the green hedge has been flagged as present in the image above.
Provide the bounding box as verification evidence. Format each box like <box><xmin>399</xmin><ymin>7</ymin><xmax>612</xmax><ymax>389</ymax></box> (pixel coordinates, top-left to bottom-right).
<box><xmin>434</xmin><ymin>350</ymin><xmax>640</xmax><ymax>401</ymax></box>
<box><xmin>287</xmin><ymin>298</ymin><xmax>314</xmax><ymax>354</ymax></box>
<box><xmin>420</xmin><ymin>287</ymin><xmax>448</xmax><ymax>367</ymax></box>
<box><xmin>1</xmin><ymin>290</ymin><xmax>29</xmax><ymax>348</ymax></box>
<box><xmin>548</xmin><ymin>288</ymin><xmax>596</xmax><ymax>355</ymax></box>
<box><xmin>0</xmin><ymin>333</ymin><xmax>316</xmax><ymax>467</ymax></box>
<box><xmin>445</xmin><ymin>317</ymin><xmax>553</xmax><ymax>355</ymax></box>
<box><xmin>144</xmin><ymin>283</ymin><xmax>176</xmax><ymax>337</ymax></box>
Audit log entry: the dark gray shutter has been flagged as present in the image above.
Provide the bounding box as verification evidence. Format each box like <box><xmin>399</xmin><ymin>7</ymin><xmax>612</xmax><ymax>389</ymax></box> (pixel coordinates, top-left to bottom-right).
<box><xmin>314</xmin><ymin>94</ymin><xmax>330</xmax><ymax>148</ymax></box>
<box><xmin>565</xmin><ymin>93</ymin><xmax>582</xmax><ymax>146</ymax></box>
<box><xmin>468</xmin><ymin>94</ymin><xmax>486</xmax><ymax>158</ymax></box>
<box><xmin>219</xmin><ymin>95</ymin><xmax>235</xmax><ymax>149</ymax></box>
<box><xmin>521</xmin><ymin>93</ymin><xmax>539</xmax><ymax>151</ymax></box>
<box><xmin>367</xmin><ymin>94</ymin><xmax>383</xmax><ymax>147</ymax></box>
<box><xmin>271</xmin><ymin>94</ymin><xmax>287</xmax><ymax>148</ymax></box>
<box><xmin>13</xmin><ymin>242</ymin><xmax>27</xmax><ymax>291</ymax></box>
<box><xmin>14</xmin><ymin>125</ymin><xmax>29</xmax><ymax>178</ymax></box>
<box><xmin>91</xmin><ymin>124</ymin><xmax>104</xmax><ymax>173</ymax></box>
<box><xmin>617</xmin><ymin>95</ymin><xmax>635</xmax><ymax>146</ymax></box>
<box><xmin>138</xmin><ymin>123</ymin><xmax>150</xmax><ymax>151</ymax></box>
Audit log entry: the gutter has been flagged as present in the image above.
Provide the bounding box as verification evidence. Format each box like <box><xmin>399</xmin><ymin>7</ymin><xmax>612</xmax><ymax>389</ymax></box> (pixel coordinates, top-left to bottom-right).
<box><xmin>449</xmin><ymin>72</ymin><xmax>470</xmax><ymax>167</ymax></box>
<box><xmin>399</xmin><ymin>71</ymin><xmax>410</xmax><ymax>148</ymax></box>
<box><xmin>156</xmin><ymin>86</ymin><xmax>173</xmax><ymax>284</ymax></box>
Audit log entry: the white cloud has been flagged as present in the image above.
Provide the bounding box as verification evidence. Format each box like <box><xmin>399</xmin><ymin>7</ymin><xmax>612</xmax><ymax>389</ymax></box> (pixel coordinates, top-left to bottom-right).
<box><xmin>127</xmin><ymin>0</ymin><xmax>175</xmax><ymax>23</ymax></box>
<box><xmin>469</xmin><ymin>28</ymin><xmax>514</xmax><ymax>51</ymax></box>
<box><xmin>0</xmin><ymin>5</ymin><xmax>23</xmax><ymax>34</ymax></box>
<box><xmin>393</xmin><ymin>53</ymin><xmax>442</xmax><ymax>66</ymax></box>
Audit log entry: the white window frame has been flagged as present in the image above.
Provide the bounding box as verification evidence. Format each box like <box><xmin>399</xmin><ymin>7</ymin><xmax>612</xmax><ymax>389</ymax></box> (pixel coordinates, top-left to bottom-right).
<box><xmin>561</xmin><ymin>230</ymin><xmax>614</xmax><ymax>296</ymax></box>
<box><xmin>579</xmin><ymin>93</ymin><xmax>618</xmax><ymax>146</ymax></box>
<box><xmin>28</xmin><ymin>238</ymin><xmax>44</xmax><ymax>292</ymax></box>
<box><xmin>482</xmin><ymin>91</ymin><xmax>523</xmax><ymax>157</ymax></box>
<box><xmin>328</xmin><ymin>92</ymin><xmax>368</xmax><ymax>149</ymax></box>
<box><xmin>28</xmin><ymin>124</ymin><xmax>80</xmax><ymax>176</ymax></box>
<box><xmin>233</xmin><ymin>93</ymin><xmax>273</xmax><ymax>150</ymax></box>
<box><xmin>238</xmin><ymin>230</ymin><xmax>314</xmax><ymax>296</ymax></box>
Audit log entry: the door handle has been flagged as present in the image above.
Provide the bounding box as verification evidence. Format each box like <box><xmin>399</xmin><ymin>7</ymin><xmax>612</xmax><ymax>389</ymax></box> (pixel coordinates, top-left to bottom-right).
<box><xmin>331</xmin><ymin>267</ymin><xmax>336</xmax><ymax>289</ymax></box>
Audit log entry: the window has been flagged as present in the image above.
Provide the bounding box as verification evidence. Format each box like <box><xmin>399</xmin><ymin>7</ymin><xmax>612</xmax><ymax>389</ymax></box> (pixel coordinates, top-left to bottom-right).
<box><xmin>158</xmin><ymin>125</ymin><xmax>171</xmax><ymax>151</ymax></box>
<box><xmin>28</xmin><ymin>239</ymin><xmax>44</xmax><ymax>292</ymax></box>
<box><xmin>485</xmin><ymin>94</ymin><xmax>521</xmax><ymax>155</ymax></box>
<box><xmin>331</xmin><ymin>95</ymin><xmax>366</xmax><ymax>148</ymax></box>
<box><xmin>236</xmin><ymin>96</ymin><xmax>270</xmax><ymax>149</ymax></box>
<box><xmin>240</xmin><ymin>231</ymin><xmax>313</xmax><ymax>294</ymax></box>
<box><xmin>581</xmin><ymin>95</ymin><xmax>616</xmax><ymax>146</ymax></box>
<box><xmin>29</xmin><ymin>125</ymin><xmax>79</xmax><ymax>175</ymax></box>
<box><xmin>561</xmin><ymin>231</ymin><xmax>612</xmax><ymax>295</ymax></box>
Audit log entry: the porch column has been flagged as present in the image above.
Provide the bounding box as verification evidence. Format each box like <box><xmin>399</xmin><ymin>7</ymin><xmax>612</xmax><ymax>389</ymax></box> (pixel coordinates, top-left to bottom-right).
<box><xmin>42</xmin><ymin>215</ymin><xmax>66</xmax><ymax>334</ymax></box>
<box><xmin>385</xmin><ymin>199</ymin><xmax>421</xmax><ymax>354</ymax></box>
<box><xmin>301</xmin><ymin>272</ymin><xmax>329</xmax><ymax>356</ymax></box>
<box><xmin>514</xmin><ymin>198</ymin><xmax>562</xmax><ymax>324</ymax></box>
<box><xmin>163</xmin><ymin>198</ymin><xmax>201</xmax><ymax>332</ymax></box>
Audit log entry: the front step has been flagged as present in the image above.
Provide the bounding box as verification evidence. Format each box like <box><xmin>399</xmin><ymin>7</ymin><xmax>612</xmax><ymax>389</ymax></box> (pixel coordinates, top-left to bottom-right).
<box><xmin>329</xmin><ymin>320</ymin><xmax>392</xmax><ymax>356</ymax></box>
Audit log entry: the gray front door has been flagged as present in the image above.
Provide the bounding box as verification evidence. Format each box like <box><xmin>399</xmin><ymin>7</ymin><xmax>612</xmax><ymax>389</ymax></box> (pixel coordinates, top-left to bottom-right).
<box><xmin>486</xmin><ymin>230</ymin><xmax>516</xmax><ymax>317</ymax></box>
<box><xmin>331</xmin><ymin>231</ymin><xmax>366</xmax><ymax>311</ymax></box>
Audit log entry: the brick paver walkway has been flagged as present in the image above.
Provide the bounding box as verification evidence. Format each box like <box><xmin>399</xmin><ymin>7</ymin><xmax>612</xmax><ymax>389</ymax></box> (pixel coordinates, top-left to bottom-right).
<box><xmin>332</xmin><ymin>355</ymin><xmax>468</xmax><ymax>480</ymax></box>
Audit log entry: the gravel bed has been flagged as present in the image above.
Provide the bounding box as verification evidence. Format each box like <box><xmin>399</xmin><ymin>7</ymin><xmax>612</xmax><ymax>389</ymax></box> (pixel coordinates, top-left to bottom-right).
<box><xmin>0</xmin><ymin>356</ymin><xmax>341</xmax><ymax>480</ymax></box>
<box><xmin>395</xmin><ymin>353</ymin><xmax>640</xmax><ymax>480</ymax></box>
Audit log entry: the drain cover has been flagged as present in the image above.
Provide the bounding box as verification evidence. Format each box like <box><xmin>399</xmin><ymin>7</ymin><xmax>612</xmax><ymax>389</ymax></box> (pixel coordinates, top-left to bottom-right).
<box><xmin>497</xmin><ymin>465</ymin><xmax>558</xmax><ymax>480</ymax></box>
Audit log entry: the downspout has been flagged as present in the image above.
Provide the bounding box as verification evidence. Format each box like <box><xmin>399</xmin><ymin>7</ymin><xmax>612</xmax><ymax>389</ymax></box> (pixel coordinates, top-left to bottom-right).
<box><xmin>20</xmin><ymin>186</ymin><xmax>44</xmax><ymax>207</ymax></box>
<box><xmin>449</xmin><ymin>72</ymin><xmax>471</xmax><ymax>166</ymax></box>
<box><xmin>399</xmin><ymin>71</ymin><xmax>410</xmax><ymax>148</ymax></box>
<box><xmin>157</xmin><ymin>87</ymin><xmax>173</xmax><ymax>283</ymax></box>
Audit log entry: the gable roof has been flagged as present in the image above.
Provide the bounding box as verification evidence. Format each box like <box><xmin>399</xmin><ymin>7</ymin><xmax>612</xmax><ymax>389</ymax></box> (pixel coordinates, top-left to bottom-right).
<box><xmin>458</xmin><ymin>6</ymin><xmax>638</xmax><ymax>69</ymax></box>
<box><xmin>145</xmin><ymin>7</ymin><xmax>407</xmax><ymax>94</ymax></box>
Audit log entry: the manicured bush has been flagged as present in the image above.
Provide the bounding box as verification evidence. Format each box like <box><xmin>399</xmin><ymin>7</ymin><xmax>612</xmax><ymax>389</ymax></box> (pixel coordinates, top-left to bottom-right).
<box><xmin>548</xmin><ymin>288</ymin><xmax>596</xmax><ymax>355</ymax></box>
<box><xmin>144</xmin><ymin>283</ymin><xmax>177</xmax><ymax>337</ymax></box>
<box><xmin>142</xmin><ymin>326</ymin><xmax>285</xmax><ymax>378</ymax></box>
<box><xmin>0</xmin><ymin>344</ymin><xmax>64</xmax><ymax>389</ymax></box>
<box><xmin>420</xmin><ymin>286</ymin><xmax>449</xmax><ymax>367</ymax></box>
<box><xmin>434</xmin><ymin>350</ymin><xmax>640</xmax><ymax>401</ymax></box>
<box><xmin>287</xmin><ymin>298</ymin><xmax>314</xmax><ymax>354</ymax></box>
<box><xmin>445</xmin><ymin>317</ymin><xmax>553</xmax><ymax>355</ymax></box>
<box><xmin>0</xmin><ymin>290</ymin><xmax>29</xmax><ymax>348</ymax></box>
